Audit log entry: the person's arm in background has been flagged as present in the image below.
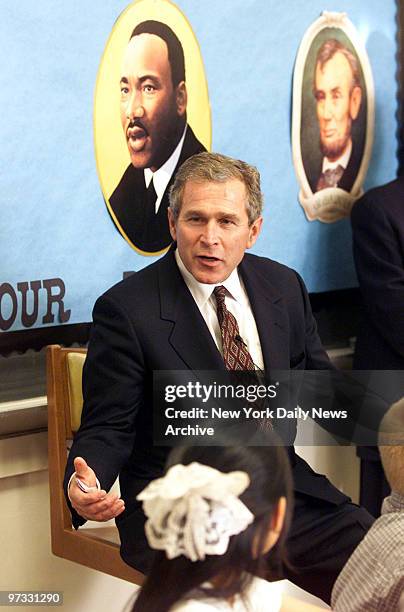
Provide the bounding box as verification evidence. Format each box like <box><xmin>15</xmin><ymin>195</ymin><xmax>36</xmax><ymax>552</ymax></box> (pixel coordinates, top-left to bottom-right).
<box><xmin>351</xmin><ymin>190</ymin><xmax>404</xmax><ymax>360</ymax></box>
<box><xmin>63</xmin><ymin>292</ymin><xmax>146</xmax><ymax>526</ymax></box>
<box><xmin>295</xmin><ymin>269</ymin><xmax>390</xmax><ymax>445</ymax></box>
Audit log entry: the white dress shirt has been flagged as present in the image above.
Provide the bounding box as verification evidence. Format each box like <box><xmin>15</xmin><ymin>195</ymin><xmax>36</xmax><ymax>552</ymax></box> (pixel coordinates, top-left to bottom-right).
<box><xmin>175</xmin><ymin>251</ymin><xmax>264</xmax><ymax>370</ymax></box>
<box><xmin>144</xmin><ymin>125</ymin><xmax>187</xmax><ymax>213</ymax></box>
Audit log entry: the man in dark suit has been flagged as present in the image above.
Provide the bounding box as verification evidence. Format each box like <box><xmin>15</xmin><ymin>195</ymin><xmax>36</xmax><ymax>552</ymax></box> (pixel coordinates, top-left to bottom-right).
<box><xmin>351</xmin><ymin>176</ymin><xmax>404</xmax><ymax>515</ymax></box>
<box><xmin>66</xmin><ymin>152</ymin><xmax>374</xmax><ymax>603</ymax></box>
<box><xmin>109</xmin><ymin>20</ymin><xmax>205</xmax><ymax>253</ymax></box>
<box><xmin>310</xmin><ymin>39</ymin><xmax>363</xmax><ymax>194</ymax></box>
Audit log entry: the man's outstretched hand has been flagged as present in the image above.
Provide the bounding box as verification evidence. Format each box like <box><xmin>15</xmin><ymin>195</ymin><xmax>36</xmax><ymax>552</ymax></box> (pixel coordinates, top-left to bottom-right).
<box><xmin>69</xmin><ymin>457</ymin><xmax>125</xmax><ymax>522</ymax></box>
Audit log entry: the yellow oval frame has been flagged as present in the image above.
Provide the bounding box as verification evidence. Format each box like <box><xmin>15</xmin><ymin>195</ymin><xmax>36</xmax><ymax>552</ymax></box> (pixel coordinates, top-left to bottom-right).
<box><xmin>94</xmin><ymin>0</ymin><xmax>211</xmax><ymax>255</ymax></box>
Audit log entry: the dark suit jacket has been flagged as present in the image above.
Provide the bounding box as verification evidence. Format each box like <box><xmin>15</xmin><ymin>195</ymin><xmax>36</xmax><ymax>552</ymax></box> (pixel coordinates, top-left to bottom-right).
<box><xmin>352</xmin><ymin>177</ymin><xmax>404</xmax><ymax>369</ymax></box>
<box><xmin>309</xmin><ymin>141</ymin><xmax>362</xmax><ymax>194</ymax></box>
<box><xmin>109</xmin><ymin>126</ymin><xmax>205</xmax><ymax>253</ymax></box>
<box><xmin>65</xmin><ymin>248</ymin><xmax>355</xmax><ymax>570</ymax></box>
<box><xmin>351</xmin><ymin>177</ymin><xmax>404</xmax><ymax>463</ymax></box>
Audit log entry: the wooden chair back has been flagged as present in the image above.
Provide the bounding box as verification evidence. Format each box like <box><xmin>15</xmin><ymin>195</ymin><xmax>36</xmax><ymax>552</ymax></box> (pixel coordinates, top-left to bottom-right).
<box><xmin>46</xmin><ymin>344</ymin><xmax>144</xmax><ymax>584</ymax></box>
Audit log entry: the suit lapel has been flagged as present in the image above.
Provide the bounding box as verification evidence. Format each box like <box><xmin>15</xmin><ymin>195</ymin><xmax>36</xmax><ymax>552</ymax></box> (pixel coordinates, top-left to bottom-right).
<box><xmin>338</xmin><ymin>142</ymin><xmax>358</xmax><ymax>192</ymax></box>
<box><xmin>157</xmin><ymin>250</ymin><xmax>290</xmax><ymax>372</ymax></box>
<box><xmin>152</xmin><ymin>125</ymin><xmax>207</xmax><ymax>230</ymax></box>
<box><xmin>239</xmin><ymin>256</ymin><xmax>290</xmax><ymax>371</ymax></box>
<box><xmin>176</xmin><ymin>125</ymin><xmax>206</xmax><ymax>168</ymax></box>
<box><xmin>160</xmin><ymin>125</ymin><xmax>206</xmax><ymax>216</ymax></box>
<box><xmin>158</xmin><ymin>249</ymin><xmax>225</xmax><ymax>371</ymax></box>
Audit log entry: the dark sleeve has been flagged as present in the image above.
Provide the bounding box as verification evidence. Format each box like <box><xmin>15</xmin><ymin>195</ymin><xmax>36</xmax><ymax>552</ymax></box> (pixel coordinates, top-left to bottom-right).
<box><xmin>294</xmin><ymin>271</ymin><xmax>333</xmax><ymax>370</ymax></box>
<box><xmin>351</xmin><ymin>196</ymin><xmax>404</xmax><ymax>358</ymax></box>
<box><xmin>294</xmin><ymin>272</ymin><xmax>390</xmax><ymax>444</ymax></box>
<box><xmin>63</xmin><ymin>292</ymin><xmax>146</xmax><ymax>526</ymax></box>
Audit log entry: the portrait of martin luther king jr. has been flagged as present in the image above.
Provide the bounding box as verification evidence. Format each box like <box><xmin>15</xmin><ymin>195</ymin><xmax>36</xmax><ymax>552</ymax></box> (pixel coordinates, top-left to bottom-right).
<box><xmin>109</xmin><ymin>20</ymin><xmax>206</xmax><ymax>254</ymax></box>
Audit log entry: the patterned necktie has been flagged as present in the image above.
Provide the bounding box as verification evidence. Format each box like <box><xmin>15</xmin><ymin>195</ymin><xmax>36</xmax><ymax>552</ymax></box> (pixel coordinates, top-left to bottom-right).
<box><xmin>213</xmin><ymin>285</ymin><xmax>255</xmax><ymax>371</ymax></box>
<box><xmin>316</xmin><ymin>164</ymin><xmax>345</xmax><ymax>191</ymax></box>
<box><xmin>214</xmin><ymin>286</ymin><xmax>273</xmax><ymax>431</ymax></box>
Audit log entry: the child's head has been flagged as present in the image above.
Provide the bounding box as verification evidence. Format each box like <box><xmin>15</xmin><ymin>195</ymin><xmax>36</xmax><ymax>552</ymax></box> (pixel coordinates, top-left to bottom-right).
<box><xmin>379</xmin><ymin>397</ymin><xmax>404</xmax><ymax>495</ymax></box>
<box><xmin>133</xmin><ymin>439</ymin><xmax>292</xmax><ymax>612</ymax></box>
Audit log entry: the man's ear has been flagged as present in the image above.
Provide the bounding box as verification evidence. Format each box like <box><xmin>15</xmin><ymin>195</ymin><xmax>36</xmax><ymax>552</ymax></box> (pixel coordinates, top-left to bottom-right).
<box><xmin>246</xmin><ymin>216</ymin><xmax>263</xmax><ymax>249</ymax></box>
<box><xmin>175</xmin><ymin>81</ymin><xmax>187</xmax><ymax>117</ymax></box>
<box><xmin>167</xmin><ymin>207</ymin><xmax>177</xmax><ymax>241</ymax></box>
<box><xmin>349</xmin><ymin>85</ymin><xmax>362</xmax><ymax>120</ymax></box>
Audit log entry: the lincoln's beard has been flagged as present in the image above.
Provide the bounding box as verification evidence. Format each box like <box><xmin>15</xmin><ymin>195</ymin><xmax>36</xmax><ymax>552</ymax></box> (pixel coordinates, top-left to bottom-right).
<box><xmin>320</xmin><ymin>119</ymin><xmax>352</xmax><ymax>162</ymax></box>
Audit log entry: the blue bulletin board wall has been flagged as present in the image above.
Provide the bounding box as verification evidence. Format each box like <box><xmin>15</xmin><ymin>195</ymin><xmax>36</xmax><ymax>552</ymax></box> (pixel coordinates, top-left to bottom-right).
<box><xmin>0</xmin><ymin>0</ymin><xmax>399</xmax><ymax>336</ymax></box>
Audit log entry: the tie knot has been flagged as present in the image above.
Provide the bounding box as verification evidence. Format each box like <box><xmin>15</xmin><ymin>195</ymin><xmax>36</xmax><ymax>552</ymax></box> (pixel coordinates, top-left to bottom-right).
<box><xmin>213</xmin><ymin>285</ymin><xmax>226</xmax><ymax>305</ymax></box>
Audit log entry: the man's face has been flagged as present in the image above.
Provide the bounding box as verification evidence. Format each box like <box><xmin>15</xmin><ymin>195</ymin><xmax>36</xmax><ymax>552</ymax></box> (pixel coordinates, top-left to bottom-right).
<box><xmin>314</xmin><ymin>51</ymin><xmax>361</xmax><ymax>161</ymax></box>
<box><xmin>168</xmin><ymin>179</ymin><xmax>262</xmax><ymax>284</ymax></box>
<box><xmin>120</xmin><ymin>33</ymin><xmax>186</xmax><ymax>171</ymax></box>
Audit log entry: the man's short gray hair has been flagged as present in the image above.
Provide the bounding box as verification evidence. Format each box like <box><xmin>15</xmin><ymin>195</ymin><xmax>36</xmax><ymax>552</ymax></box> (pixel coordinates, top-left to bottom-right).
<box><xmin>169</xmin><ymin>152</ymin><xmax>263</xmax><ymax>224</ymax></box>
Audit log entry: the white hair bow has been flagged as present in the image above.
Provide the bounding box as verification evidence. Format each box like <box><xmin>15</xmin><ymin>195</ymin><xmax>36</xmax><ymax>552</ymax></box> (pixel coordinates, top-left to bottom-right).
<box><xmin>137</xmin><ymin>462</ymin><xmax>254</xmax><ymax>561</ymax></box>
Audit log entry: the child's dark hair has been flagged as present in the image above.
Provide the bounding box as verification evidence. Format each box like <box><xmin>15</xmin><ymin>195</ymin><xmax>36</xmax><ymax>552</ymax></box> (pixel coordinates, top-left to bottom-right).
<box><xmin>133</xmin><ymin>440</ymin><xmax>293</xmax><ymax>612</ymax></box>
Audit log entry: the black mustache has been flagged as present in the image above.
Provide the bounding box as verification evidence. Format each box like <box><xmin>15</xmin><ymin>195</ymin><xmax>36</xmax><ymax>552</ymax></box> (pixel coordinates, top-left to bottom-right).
<box><xmin>127</xmin><ymin>118</ymin><xmax>148</xmax><ymax>133</ymax></box>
